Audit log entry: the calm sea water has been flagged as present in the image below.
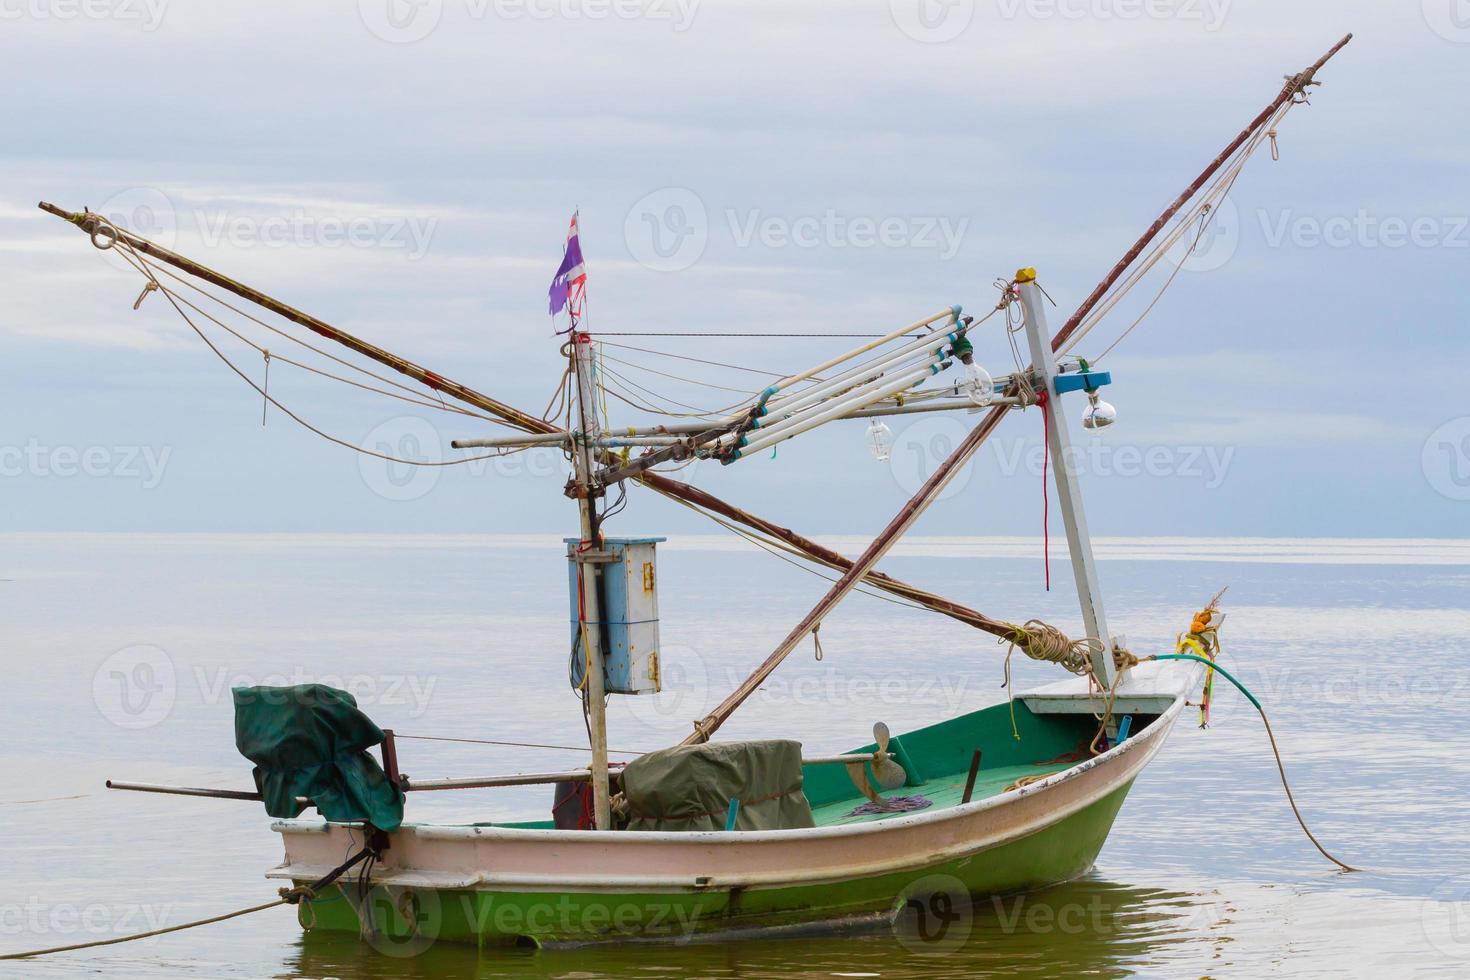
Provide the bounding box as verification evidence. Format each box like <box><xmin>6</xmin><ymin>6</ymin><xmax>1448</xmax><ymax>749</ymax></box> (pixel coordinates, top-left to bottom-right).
<box><xmin>3</xmin><ymin>533</ymin><xmax>1469</xmax><ymax>978</ymax></box>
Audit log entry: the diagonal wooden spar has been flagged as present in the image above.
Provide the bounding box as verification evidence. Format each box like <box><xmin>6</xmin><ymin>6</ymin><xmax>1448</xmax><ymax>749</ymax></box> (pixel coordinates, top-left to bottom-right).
<box><xmin>682</xmin><ymin>34</ymin><xmax>1354</xmax><ymax>745</ymax></box>
<box><xmin>37</xmin><ymin>202</ymin><xmax>551</xmax><ymax>436</ymax></box>
<box><xmin>1050</xmin><ymin>32</ymin><xmax>1352</xmax><ymax>354</ymax></box>
<box><xmin>635</xmin><ymin>471</ymin><xmax>1018</xmax><ymax>639</ymax></box>
<box><xmin>37</xmin><ymin>200</ymin><xmax>1018</xmax><ymax>638</ymax></box>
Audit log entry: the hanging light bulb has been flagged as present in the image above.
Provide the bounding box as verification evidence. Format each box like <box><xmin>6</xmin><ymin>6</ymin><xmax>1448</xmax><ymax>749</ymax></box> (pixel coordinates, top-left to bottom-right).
<box><xmin>963</xmin><ymin>361</ymin><xmax>994</xmax><ymax>407</ymax></box>
<box><xmin>1081</xmin><ymin>390</ymin><xmax>1117</xmax><ymax>430</ymax></box>
<box><xmin>865</xmin><ymin>418</ymin><xmax>894</xmax><ymax>462</ymax></box>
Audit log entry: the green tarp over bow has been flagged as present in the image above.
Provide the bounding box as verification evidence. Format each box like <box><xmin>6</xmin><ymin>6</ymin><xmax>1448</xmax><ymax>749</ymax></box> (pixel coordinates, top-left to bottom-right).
<box><xmin>233</xmin><ymin>684</ymin><xmax>404</xmax><ymax>831</ymax></box>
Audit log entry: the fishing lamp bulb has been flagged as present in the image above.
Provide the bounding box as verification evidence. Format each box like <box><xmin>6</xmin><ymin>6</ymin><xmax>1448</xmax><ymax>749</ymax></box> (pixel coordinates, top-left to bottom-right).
<box><xmin>866</xmin><ymin>419</ymin><xmax>894</xmax><ymax>462</ymax></box>
<box><xmin>1081</xmin><ymin>391</ymin><xmax>1117</xmax><ymax>430</ymax></box>
<box><xmin>963</xmin><ymin>362</ymin><xmax>994</xmax><ymax>407</ymax></box>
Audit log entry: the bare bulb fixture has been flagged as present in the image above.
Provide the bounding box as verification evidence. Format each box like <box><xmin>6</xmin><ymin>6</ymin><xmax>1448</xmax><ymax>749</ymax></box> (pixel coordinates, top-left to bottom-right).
<box><xmin>865</xmin><ymin>418</ymin><xmax>894</xmax><ymax>462</ymax></box>
<box><xmin>963</xmin><ymin>362</ymin><xmax>994</xmax><ymax>407</ymax></box>
<box><xmin>1081</xmin><ymin>391</ymin><xmax>1117</xmax><ymax>430</ymax></box>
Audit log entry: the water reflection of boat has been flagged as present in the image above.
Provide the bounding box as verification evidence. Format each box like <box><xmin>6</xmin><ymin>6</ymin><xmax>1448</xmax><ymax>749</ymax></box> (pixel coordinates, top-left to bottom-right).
<box><xmin>282</xmin><ymin>876</ymin><xmax>1229</xmax><ymax>978</ymax></box>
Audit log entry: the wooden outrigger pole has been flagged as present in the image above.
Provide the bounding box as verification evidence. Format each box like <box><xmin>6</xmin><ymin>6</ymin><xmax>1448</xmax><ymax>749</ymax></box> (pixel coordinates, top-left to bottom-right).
<box><xmin>683</xmin><ymin>34</ymin><xmax>1354</xmax><ymax>744</ymax></box>
<box><xmin>35</xmin><ymin>200</ymin><xmax>1020</xmax><ymax>642</ymax></box>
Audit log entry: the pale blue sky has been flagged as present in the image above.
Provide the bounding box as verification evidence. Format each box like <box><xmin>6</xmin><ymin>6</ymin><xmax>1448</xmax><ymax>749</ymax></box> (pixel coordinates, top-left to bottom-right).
<box><xmin>2</xmin><ymin>0</ymin><xmax>1466</xmax><ymax>537</ymax></box>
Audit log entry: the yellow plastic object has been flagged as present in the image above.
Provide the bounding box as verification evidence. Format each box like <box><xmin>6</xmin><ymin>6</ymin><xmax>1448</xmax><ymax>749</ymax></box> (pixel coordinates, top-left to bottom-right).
<box><xmin>1015</xmin><ymin>267</ymin><xmax>1037</xmax><ymax>283</ymax></box>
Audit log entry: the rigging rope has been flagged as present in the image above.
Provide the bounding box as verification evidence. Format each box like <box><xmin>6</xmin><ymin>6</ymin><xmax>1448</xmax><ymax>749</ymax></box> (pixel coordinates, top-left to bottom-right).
<box><xmin>394</xmin><ymin>733</ymin><xmax>646</xmax><ymax>755</ymax></box>
<box><xmin>1059</xmin><ymin>100</ymin><xmax>1294</xmax><ymax>360</ymax></box>
<box><xmin>134</xmin><ymin>257</ymin><xmax>512</xmax><ymax>424</ymax></box>
<box><xmin>109</xmin><ymin>239</ymin><xmax>514</xmax><ymax>470</ymax></box>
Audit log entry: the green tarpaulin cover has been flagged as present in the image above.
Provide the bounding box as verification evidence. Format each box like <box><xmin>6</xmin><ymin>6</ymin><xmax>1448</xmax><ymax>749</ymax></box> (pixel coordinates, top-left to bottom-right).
<box><xmin>233</xmin><ymin>684</ymin><xmax>404</xmax><ymax>831</ymax></box>
<box><xmin>619</xmin><ymin>739</ymin><xmax>815</xmax><ymax>832</ymax></box>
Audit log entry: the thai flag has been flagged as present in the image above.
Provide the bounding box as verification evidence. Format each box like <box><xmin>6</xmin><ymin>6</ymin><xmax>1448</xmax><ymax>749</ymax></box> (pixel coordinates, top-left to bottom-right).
<box><xmin>548</xmin><ymin>212</ymin><xmax>587</xmax><ymax>324</ymax></box>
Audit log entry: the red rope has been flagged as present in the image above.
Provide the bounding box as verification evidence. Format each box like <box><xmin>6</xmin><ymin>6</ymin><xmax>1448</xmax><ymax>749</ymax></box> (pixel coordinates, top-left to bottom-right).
<box><xmin>1039</xmin><ymin>392</ymin><xmax>1051</xmax><ymax>591</ymax></box>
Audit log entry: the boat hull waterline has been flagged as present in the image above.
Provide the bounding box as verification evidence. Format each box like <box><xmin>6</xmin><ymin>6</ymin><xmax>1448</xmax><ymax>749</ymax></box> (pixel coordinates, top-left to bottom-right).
<box><xmin>269</xmin><ymin>696</ymin><xmax>1185</xmax><ymax>948</ymax></box>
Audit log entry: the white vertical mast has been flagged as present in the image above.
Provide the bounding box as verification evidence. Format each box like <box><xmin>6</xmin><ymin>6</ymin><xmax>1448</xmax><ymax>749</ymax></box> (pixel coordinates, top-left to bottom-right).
<box><xmin>1016</xmin><ymin>275</ymin><xmax>1115</xmax><ymax>688</ymax></box>
<box><xmin>570</xmin><ymin>332</ymin><xmax>613</xmax><ymax>828</ymax></box>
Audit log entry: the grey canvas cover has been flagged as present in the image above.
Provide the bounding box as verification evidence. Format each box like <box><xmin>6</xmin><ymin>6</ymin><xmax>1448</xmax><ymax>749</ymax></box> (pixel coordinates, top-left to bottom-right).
<box><xmin>619</xmin><ymin>739</ymin><xmax>815</xmax><ymax>832</ymax></box>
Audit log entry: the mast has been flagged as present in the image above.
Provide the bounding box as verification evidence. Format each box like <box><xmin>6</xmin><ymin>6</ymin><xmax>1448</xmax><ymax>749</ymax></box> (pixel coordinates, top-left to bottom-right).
<box><xmin>1016</xmin><ymin>274</ymin><xmax>1113</xmax><ymax>686</ymax></box>
<box><xmin>569</xmin><ymin>332</ymin><xmax>613</xmax><ymax>828</ymax></box>
<box><xmin>677</xmin><ymin>35</ymin><xmax>1357</xmax><ymax>742</ymax></box>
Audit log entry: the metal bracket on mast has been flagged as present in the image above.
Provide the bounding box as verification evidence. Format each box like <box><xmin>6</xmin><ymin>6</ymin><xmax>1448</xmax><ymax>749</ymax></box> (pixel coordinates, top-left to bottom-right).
<box><xmin>1015</xmin><ymin>273</ymin><xmax>1115</xmax><ymax>689</ymax></box>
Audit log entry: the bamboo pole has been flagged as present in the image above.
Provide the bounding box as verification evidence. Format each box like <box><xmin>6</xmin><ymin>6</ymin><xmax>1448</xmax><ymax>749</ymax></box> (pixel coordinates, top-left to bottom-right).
<box><xmin>682</xmin><ymin>36</ymin><xmax>1355</xmax><ymax>744</ymax></box>
<box><xmin>683</xmin><ymin>400</ymin><xmax>1011</xmax><ymax>744</ymax></box>
<box><xmin>38</xmin><ymin>201</ymin><xmax>1019</xmax><ymax>641</ymax></box>
<box><xmin>36</xmin><ymin>202</ymin><xmax>552</xmax><ymax>436</ymax></box>
<box><xmin>1049</xmin><ymin>33</ymin><xmax>1352</xmax><ymax>353</ymax></box>
<box><xmin>634</xmin><ymin>471</ymin><xmax>1019</xmax><ymax>639</ymax></box>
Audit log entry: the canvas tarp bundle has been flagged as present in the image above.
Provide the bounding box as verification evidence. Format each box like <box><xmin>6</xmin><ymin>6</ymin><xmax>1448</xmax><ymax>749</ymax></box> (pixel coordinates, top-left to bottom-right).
<box><xmin>619</xmin><ymin>739</ymin><xmax>815</xmax><ymax>832</ymax></box>
<box><xmin>233</xmin><ymin>684</ymin><xmax>404</xmax><ymax>831</ymax></box>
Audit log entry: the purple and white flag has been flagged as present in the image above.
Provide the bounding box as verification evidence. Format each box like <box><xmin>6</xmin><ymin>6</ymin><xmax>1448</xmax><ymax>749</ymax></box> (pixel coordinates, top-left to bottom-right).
<box><xmin>548</xmin><ymin>212</ymin><xmax>587</xmax><ymax>323</ymax></box>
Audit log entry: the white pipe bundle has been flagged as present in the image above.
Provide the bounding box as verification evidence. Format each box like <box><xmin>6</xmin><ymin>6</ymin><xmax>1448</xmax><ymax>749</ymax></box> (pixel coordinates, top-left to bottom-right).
<box><xmin>730</xmin><ymin>360</ymin><xmax>946</xmax><ymax>460</ymax></box>
<box><xmin>754</xmin><ymin>323</ymin><xmax>960</xmax><ymax>422</ymax></box>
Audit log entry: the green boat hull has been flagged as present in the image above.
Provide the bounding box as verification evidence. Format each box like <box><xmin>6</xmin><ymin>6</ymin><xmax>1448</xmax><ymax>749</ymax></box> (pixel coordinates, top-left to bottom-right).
<box><xmin>293</xmin><ymin>777</ymin><xmax>1136</xmax><ymax>950</ymax></box>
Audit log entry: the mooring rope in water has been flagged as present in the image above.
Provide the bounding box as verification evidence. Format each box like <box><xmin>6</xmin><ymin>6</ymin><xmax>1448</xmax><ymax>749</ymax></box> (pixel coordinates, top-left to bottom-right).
<box><xmin>0</xmin><ymin>845</ymin><xmax>377</xmax><ymax>960</ymax></box>
<box><xmin>1149</xmin><ymin>651</ymin><xmax>1360</xmax><ymax>873</ymax></box>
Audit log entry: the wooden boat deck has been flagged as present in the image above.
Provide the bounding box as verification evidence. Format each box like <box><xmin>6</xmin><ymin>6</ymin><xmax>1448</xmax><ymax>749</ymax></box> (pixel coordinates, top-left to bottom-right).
<box><xmin>809</xmin><ymin>761</ymin><xmax>1075</xmax><ymax>827</ymax></box>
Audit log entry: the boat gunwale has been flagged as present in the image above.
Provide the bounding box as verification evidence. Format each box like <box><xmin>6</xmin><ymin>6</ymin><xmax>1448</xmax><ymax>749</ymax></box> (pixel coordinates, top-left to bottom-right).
<box><xmin>270</xmin><ymin>694</ymin><xmax>1184</xmax><ymax>854</ymax></box>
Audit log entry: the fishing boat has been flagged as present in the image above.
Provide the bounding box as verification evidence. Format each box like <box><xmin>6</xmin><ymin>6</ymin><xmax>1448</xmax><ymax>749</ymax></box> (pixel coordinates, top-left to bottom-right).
<box><xmin>35</xmin><ymin>36</ymin><xmax>1353</xmax><ymax>955</ymax></box>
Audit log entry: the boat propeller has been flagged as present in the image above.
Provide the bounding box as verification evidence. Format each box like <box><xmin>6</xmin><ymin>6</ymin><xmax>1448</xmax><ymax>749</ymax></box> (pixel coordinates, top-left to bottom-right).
<box><xmin>846</xmin><ymin>722</ymin><xmax>907</xmax><ymax>801</ymax></box>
